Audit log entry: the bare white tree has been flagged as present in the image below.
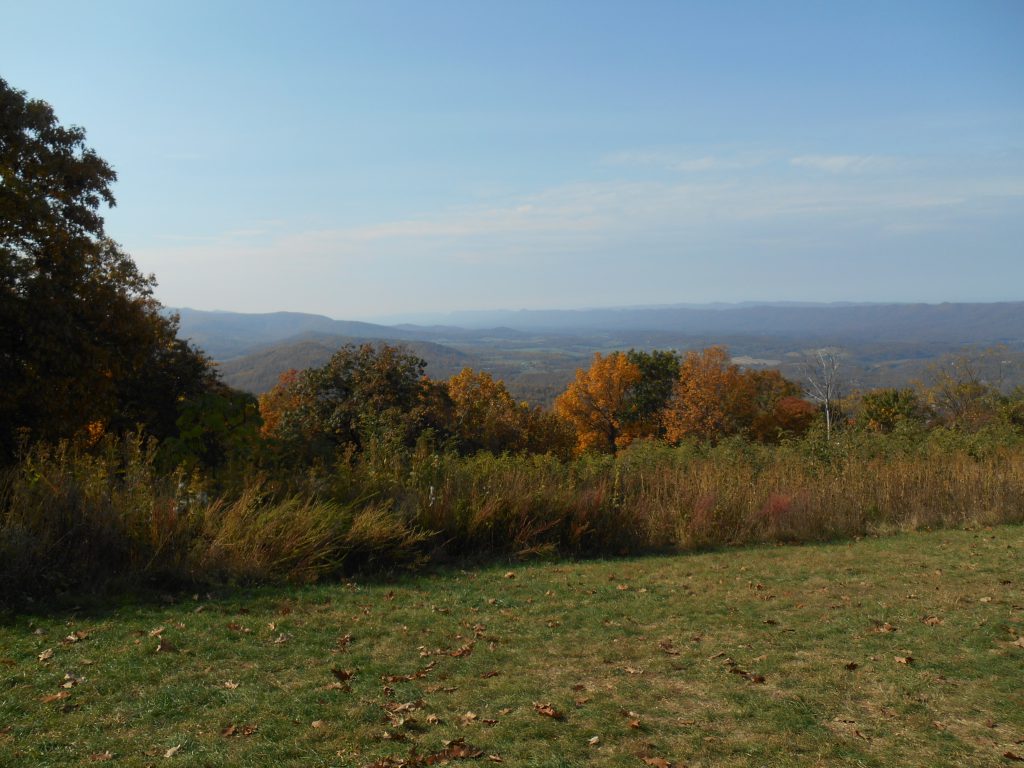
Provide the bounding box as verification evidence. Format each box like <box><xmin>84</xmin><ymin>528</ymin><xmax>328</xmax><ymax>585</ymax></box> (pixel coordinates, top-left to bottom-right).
<box><xmin>802</xmin><ymin>349</ymin><xmax>843</xmax><ymax>441</ymax></box>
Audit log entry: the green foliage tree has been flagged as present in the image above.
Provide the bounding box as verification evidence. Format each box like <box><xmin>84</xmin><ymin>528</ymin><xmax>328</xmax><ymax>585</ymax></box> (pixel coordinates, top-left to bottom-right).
<box><xmin>622</xmin><ymin>349</ymin><xmax>681</xmax><ymax>439</ymax></box>
<box><xmin>0</xmin><ymin>78</ymin><xmax>216</xmax><ymax>460</ymax></box>
<box><xmin>858</xmin><ymin>388</ymin><xmax>926</xmax><ymax>433</ymax></box>
<box><xmin>270</xmin><ymin>343</ymin><xmax>439</xmax><ymax>456</ymax></box>
<box><xmin>158</xmin><ymin>385</ymin><xmax>262</xmax><ymax>474</ymax></box>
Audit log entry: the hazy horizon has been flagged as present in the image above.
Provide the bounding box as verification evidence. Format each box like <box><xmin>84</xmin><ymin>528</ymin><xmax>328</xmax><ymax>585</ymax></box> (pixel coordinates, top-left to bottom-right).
<box><xmin>4</xmin><ymin>1</ymin><xmax>1022</xmax><ymax>318</ymax></box>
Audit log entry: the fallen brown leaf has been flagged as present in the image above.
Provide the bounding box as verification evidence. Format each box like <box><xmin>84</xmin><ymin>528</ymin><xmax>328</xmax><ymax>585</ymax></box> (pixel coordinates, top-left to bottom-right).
<box><xmin>1004</xmin><ymin>752</ymin><xmax>1024</xmax><ymax>763</ymax></box>
<box><xmin>895</xmin><ymin>656</ymin><xmax>914</xmax><ymax>665</ymax></box>
<box><xmin>642</xmin><ymin>758</ymin><xmax>672</xmax><ymax>768</ymax></box>
<box><xmin>41</xmin><ymin>691</ymin><xmax>71</xmax><ymax>703</ymax></box>
<box><xmin>443</xmin><ymin>738</ymin><xmax>484</xmax><ymax>758</ymax></box>
<box><xmin>451</xmin><ymin>642</ymin><xmax>475</xmax><ymax>658</ymax></box>
<box><xmin>658</xmin><ymin>640</ymin><xmax>680</xmax><ymax>656</ymax></box>
<box><xmin>311</xmin><ymin>720</ymin><xmax>325</xmax><ymax>729</ymax></box>
<box><xmin>533</xmin><ymin>702</ymin><xmax>565</xmax><ymax>720</ymax></box>
<box><xmin>88</xmin><ymin>751</ymin><xmax>113</xmax><ymax>762</ymax></box>
<box><xmin>164</xmin><ymin>744</ymin><xmax>181</xmax><ymax>758</ymax></box>
<box><xmin>38</xmin><ymin>648</ymin><xmax>54</xmax><ymax>662</ymax></box>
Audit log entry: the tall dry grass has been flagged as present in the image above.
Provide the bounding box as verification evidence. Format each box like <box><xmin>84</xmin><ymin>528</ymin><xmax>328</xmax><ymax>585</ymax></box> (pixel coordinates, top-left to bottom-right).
<box><xmin>3</xmin><ymin>426</ymin><xmax>1023</xmax><ymax>605</ymax></box>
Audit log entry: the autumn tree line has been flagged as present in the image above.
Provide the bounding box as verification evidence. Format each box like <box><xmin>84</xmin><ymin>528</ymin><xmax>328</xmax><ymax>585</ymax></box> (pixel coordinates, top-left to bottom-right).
<box><xmin>252</xmin><ymin>342</ymin><xmax>1023</xmax><ymax>468</ymax></box>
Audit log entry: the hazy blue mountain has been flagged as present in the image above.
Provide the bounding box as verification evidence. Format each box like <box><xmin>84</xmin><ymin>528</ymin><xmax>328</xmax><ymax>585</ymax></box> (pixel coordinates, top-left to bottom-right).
<box><xmin>169</xmin><ymin>308</ymin><xmax>427</xmax><ymax>359</ymax></box>
<box><xmin>368</xmin><ymin>302</ymin><xmax>1024</xmax><ymax>344</ymax></box>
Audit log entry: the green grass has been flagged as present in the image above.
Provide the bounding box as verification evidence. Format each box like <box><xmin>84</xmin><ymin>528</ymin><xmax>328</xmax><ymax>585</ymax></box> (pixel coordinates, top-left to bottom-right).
<box><xmin>2</xmin><ymin>526</ymin><xmax>1022</xmax><ymax>767</ymax></box>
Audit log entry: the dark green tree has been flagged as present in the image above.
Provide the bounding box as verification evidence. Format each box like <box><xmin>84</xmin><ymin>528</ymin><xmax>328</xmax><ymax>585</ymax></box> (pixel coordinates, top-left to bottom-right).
<box><xmin>273</xmin><ymin>343</ymin><xmax>438</xmax><ymax>455</ymax></box>
<box><xmin>0</xmin><ymin>78</ymin><xmax>214</xmax><ymax>459</ymax></box>
<box><xmin>622</xmin><ymin>349</ymin><xmax>681</xmax><ymax>439</ymax></box>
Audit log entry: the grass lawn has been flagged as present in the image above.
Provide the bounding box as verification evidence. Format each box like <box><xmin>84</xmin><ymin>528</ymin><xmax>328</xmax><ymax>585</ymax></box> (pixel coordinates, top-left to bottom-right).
<box><xmin>2</xmin><ymin>525</ymin><xmax>1022</xmax><ymax>767</ymax></box>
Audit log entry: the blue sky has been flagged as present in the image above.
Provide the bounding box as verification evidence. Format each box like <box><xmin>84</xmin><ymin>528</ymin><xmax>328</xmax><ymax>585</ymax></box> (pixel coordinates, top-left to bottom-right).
<box><xmin>3</xmin><ymin>1</ymin><xmax>1022</xmax><ymax>319</ymax></box>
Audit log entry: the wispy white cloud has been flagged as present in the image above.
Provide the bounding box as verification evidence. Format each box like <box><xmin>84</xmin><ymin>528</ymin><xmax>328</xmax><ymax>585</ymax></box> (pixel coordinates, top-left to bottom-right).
<box><xmin>603</xmin><ymin>150</ymin><xmax>768</xmax><ymax>173</ymax></box>
<box><xmin>131</xmin><ymin>153</ymin><xmax>1024</xmax><ymax>315</ymax></box>
<box><xmin>789</xmin><ymin>154</ymin><xmax>895</xmax><ymax>173</ymax></box>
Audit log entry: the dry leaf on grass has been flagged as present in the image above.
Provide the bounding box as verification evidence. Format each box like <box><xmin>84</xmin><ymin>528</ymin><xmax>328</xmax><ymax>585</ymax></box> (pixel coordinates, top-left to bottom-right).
<box><xmin>533</xmin><ymin>702</ymin><xmax>565</xmax><ymax>720</ymax></box>
<box><xmin>223</xmin><ymin>680</ymin><xmax>239</xmax><ymax>689</ymax></box>
<box><xmin>163</xmin><ymin>744</ymin><xmax>181</xmax><ymax>758</ymax></box>
<box><xmin>658</xmin><ymin>640</ymin><xmax>680</xmax><ymax>656</ymax></box>
<box><xmin>37</xmin><ymin>648</ymin><xmax>54</xmax><ymax>662</ymax></box>
<box><xmin>40</xmin><ymin>691</ymin><xmax>71</xmax><ymax>703</ymax></box>
<box><xmin>642</xmin><ymin>758</ymin><xmax>672</xmax><ymax>768</ymax></box>
<box><xmin>88</xmin><ymin>751</ymin><xmax>113</xmax><ymax>762</ymax></box>
<box><xmin>895</xmin><ymin>656</ymin><xmax>914</xmax><ymax>665</ymax></box>
<box><xmin>61</xmin><ymin>673</ymin><xmax>83</xmax><ymax>688</ymax></box>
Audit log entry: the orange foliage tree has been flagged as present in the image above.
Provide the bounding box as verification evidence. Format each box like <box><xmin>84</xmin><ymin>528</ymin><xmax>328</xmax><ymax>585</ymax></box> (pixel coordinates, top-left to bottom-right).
<box><xmin>257</xmin><ymin>369</ymin><xmax>306</xmax><ymax>439</ymax></box>
<box><xmin>447</xmin><ymin>368</ymin><xmax>529</xmax><ymax>453</ymax></box>
<box><xmin>447</xmin><ymin>368</ymin><xmax>574</xmax><ymax>457</ymax></box>
<box><xmin>664</xmin><ymin>347</ymin><xmax>813</xmax><ymax>443</ymax></box>
<box><xmin>664</xmin><ymin>347</ymin><xmax>752</xmax><ymax>443</ymax></box>
<box><xmin>554</xmin><ymin>352</ymin><xmax>642</xmax><ymax>453</ymax></box>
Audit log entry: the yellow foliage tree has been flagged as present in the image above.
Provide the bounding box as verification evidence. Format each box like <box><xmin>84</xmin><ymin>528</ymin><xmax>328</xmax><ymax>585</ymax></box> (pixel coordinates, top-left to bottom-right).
<box><xmin>554</xmin><ymin>352</ymin><xmax>642</xmax><ymax>454</ymax></box>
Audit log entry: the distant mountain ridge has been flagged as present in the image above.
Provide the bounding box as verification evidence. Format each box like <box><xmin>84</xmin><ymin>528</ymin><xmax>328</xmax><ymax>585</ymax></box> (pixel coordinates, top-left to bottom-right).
<box><xmin>173</xmin><ymin>302</ymin><xmax>1024</xmax><ymax>358</ymax></box>
<box><xmin>169</xmin><ymin>307</ymin><xmax>426</xmax><ymax>360</ymax></box>
<box><xmin>170</xmin><ymin>303</ymin><xmax>1024</xmax><ymax>399</ymax></box>
<box><xmin>369</xmin><ymin>302</ymin><xmax>1024</xmax><ymax>343</ymax></box>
